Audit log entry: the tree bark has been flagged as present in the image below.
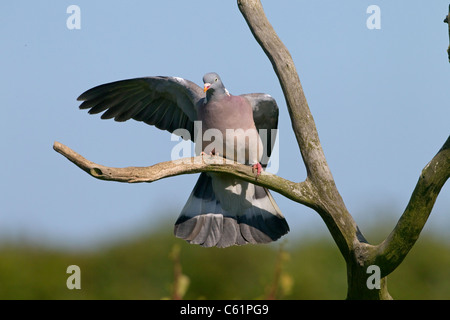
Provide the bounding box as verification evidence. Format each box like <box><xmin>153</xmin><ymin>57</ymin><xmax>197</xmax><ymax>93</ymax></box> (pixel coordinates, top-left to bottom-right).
<box><xmin>54</xmin><ymin>1</ymin><xmax>450</xmax><ymax>299</ymax></box>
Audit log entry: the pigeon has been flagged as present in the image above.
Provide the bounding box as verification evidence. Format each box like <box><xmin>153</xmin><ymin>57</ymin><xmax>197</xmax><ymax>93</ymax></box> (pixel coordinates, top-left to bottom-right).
<box><xmin>77</xmin><ymin>72</ymin><xmax>289</xmax><ymax>247</ymax></box>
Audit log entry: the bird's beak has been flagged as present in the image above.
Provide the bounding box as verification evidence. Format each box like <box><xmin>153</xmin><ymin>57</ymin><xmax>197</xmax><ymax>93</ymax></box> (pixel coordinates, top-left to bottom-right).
<box><xmin>203</xmin><ymin>83</ymin><xmax>211</xmax><ymax>92</ymax></box>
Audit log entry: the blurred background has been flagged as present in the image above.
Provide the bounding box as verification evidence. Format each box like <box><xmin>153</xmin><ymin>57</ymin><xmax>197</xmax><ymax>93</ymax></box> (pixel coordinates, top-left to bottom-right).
<box><xmin>0</xmin><ymin>1</ymin><xmax>449</xmax><ymax>299</ymax></box>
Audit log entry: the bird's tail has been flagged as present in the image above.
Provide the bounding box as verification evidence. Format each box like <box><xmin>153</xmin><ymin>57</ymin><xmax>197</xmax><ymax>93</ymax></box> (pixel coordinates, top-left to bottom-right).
<box><xmin>174</xmin><ymin>172</ymin><xmax>289</xmax><ymax>248</ymax></box>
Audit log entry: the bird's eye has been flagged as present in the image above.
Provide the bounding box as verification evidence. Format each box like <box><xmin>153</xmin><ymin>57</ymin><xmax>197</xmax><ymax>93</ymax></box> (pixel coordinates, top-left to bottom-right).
<box><xmin>214</xmin><ymin>78</ymin><xmax>218</xmax><ymax>82</ymax></box>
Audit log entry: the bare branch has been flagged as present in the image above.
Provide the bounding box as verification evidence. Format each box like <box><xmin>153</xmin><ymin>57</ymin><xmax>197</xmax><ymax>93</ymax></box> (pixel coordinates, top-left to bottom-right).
<box><xmin>445</xmin><ymin>4</ymin><xmax>450</xmax><ymax>62</ymax></box>
<box><xmin>53</xmin><ymin>141</ymin><xmax>317</xmax><ymax>209</ymax></box>
<box><xmin>237</xmin><ymin>0</ymin><xmax>362</xmax><ymax>258</ymax></box>
<box><xmin>374</xmin><ymin>135</ymin><xmax>450</xmax><ymax>277</ymax></box>
<box><xmin>237</xmin><ymin>0</ymin><xmax>331</xmax><ymax>185</ymax></box>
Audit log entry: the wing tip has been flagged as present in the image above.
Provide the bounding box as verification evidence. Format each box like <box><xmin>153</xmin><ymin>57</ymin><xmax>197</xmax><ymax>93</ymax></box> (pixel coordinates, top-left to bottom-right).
<box><xmin>76</xmin><ymin>92</ymin><xmax>89</xmax><ymax>103</ymax></box>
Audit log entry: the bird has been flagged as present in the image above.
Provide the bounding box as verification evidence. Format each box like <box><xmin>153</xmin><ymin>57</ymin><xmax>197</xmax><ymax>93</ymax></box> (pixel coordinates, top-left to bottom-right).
<box><xmin>77</xmin><ymin>72</ymin><xmax>289</xmax><ymax>248</ymax></box>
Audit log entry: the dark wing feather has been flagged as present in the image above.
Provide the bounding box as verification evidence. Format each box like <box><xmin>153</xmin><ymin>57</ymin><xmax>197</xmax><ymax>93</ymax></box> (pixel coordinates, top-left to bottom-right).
<box><xmin>77</xmin><ymin>76</ymin><xmax>205</xmax><ymax>140</ymax></box>
<box><xmin>241</xmin><ymin>93</ymin><xmax>279</xmax><ymax>167</ymax></box>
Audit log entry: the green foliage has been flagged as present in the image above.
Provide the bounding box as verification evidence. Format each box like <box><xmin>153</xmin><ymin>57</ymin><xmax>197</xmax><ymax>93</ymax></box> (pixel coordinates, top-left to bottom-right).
<box><xmin>0</xmin><ymin>223</ymin><xmax>449</xmax><ymax>299</ymax></box>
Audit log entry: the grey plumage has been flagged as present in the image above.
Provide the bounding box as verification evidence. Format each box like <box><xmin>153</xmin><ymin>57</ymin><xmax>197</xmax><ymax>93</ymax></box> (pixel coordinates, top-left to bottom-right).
<box><xmin>77</xmin><ymin>72</ymin><xmax>289</xmax><ymax>247</ymax></box>
<box><xmin>78</xmin><ymin>76</ymin><xmax>202</xmax><ymax>138</ymax></box>
<box><xmin>175</xmin><ymin>172</ymin><xmax>288</xmax><ymax>248</ymax></box>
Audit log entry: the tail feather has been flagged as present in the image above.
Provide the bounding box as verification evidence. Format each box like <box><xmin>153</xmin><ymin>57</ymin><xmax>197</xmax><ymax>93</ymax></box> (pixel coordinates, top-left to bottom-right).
<box><xmin>216</xmin><ymin>218</ymin><xmax>248</xmax><ymax>248</ymax></box>
<box><xmin>174</xmin><ymin>172</ymin><xmax>289</xmax><ymax>248</ymax></box>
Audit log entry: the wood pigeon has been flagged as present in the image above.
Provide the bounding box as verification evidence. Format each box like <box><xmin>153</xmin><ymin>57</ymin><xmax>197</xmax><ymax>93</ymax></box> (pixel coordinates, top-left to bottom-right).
<box><xmin>77</xmin><ymin>72</ymin><xmax>289</xmax><ymax>247</ymax></box>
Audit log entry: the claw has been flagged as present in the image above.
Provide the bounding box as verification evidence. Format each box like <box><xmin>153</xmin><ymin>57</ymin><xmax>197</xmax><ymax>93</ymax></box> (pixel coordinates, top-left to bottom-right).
<box><xmin>200</xmin><ymin>151</ymin><xmax>219</xmax><ymax>162</ymax></box>
<box><xmin>201</xmin><ymin>149</ymin><xmax>217</xmax><ymax>157</ymax></box>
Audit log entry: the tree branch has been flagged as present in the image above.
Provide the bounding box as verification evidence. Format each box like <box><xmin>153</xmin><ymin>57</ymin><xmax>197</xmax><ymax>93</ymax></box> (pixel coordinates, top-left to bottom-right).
<box><xmin>445</xmin><ymin>4</ymin><xmax>450</xmax><ymax>62</ymax></box>
<box><xmin>236</xmin><ymin>2</ymin><xmax>450</xmax><ymax>299</ymax></box>
<box><xmin>237</xmin><ymin>0</ymin><xmax>330</xmax><ymax>185</ymax></box>
<box><xmin>237</xmin><ymin>0</ymin><xmax>362</xmax><ymax>258</ymax></box>
<box><xmin>374</xmin><ymin>135</ymin><xmax>450</xmax><ymax>277</ymax></box>
<box><xmin>53</xmin><ymin>141</ymin><xmax>317</xmax><ymax>209</ymax></box>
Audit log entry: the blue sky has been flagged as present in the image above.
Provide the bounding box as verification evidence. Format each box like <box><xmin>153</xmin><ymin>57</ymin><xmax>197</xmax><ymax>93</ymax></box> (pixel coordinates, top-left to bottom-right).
<box><xmin>1</xmin><ymin>1</ymin><xmax>449</xmax><ymax>249</ymax></box>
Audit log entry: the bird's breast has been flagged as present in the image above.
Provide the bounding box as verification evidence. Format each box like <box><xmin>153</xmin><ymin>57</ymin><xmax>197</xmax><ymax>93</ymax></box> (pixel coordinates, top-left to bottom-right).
<box><xmin>199</xmin><ymin>95</ymin><xmax>255</xmax><ymax>132</ymax></box>
<box><xmin>197</xmin><ymin>95</ymin><xmax>262</xmax><ymax>163</ymax></box>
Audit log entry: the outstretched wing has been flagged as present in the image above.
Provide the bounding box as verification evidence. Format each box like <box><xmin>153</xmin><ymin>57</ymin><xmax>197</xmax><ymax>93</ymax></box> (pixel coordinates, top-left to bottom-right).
<box><xmin>241</xmin><ymin>93</ymin><xmax>279</xmax><ymax>167</ymax></box>
<box><xmin>77</xmin><ymin>76</ymin><xmax>205</xmax><ymax>140</ymax></box>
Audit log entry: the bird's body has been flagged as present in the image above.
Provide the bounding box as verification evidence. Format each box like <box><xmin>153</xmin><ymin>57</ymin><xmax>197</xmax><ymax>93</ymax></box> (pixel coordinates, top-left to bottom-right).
<box><xmin>198</xmin><ymin>93</ymin><xmax>262</xmax><ymax>165</ymax></box>
<box><xmin>78</xmin><ymin>72</ymin><xmax>289</xmax><ymax>247</ymax></box>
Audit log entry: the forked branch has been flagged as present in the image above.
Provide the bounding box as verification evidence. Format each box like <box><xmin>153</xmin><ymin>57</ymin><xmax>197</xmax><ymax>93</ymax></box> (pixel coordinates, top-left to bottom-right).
<box><xmin>236</xmin><ymin>0</ymin><xmax>450</xmax><ymax>299</ymax></box>
<box><xmin>54</xmin><ymin>0</ymin><xmax>450</xmax><ymax>299</ymax></box>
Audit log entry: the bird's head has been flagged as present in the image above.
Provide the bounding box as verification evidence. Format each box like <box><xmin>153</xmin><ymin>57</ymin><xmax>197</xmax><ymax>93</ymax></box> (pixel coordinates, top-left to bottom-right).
<box><xmin>203</xmin><ymin>72</ymin><xmax>226</xmax><ymax>95</ymax></box>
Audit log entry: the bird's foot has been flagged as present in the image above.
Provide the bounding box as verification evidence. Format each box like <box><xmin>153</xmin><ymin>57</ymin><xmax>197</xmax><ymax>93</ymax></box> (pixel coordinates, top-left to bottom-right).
<box><xmin>201</xmin><ymin>151</ymin><xmax>219</xmax><ymax>159</ymax></box>
<box><xmin>252</xmin><ymin>162</ymin><xmax>263</xmax><ymax>179</ymax></box>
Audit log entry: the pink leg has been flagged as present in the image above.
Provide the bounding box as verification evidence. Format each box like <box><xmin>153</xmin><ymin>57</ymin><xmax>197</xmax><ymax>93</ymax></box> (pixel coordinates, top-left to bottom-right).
<box><xmin>252</xmin><ymin>162</ymin><xmax>263</xmax><ymax>178</ymax></box>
